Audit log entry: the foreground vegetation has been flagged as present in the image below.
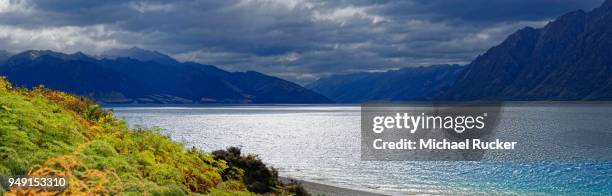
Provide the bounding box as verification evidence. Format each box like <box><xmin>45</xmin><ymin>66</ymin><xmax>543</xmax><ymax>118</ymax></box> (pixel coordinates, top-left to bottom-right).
<box><xmin>0</xmin><ymin>77</ymin><xmax>306</xmax><ymax>195</ymax></box>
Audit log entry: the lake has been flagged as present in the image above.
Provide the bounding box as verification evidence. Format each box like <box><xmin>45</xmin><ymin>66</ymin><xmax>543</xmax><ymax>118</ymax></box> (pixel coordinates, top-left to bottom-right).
<box><xmin>110</xmin><ymin>104</ymin><xmax>612</xmax><ymax>195</ymax></box>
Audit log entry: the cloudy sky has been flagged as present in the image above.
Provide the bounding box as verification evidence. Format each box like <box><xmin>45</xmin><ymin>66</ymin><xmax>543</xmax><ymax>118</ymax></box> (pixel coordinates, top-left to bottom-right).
<box><xmin>0</xmin><ymin>0</ymin><xmax>604</xmax><ymax>84</ymax></box>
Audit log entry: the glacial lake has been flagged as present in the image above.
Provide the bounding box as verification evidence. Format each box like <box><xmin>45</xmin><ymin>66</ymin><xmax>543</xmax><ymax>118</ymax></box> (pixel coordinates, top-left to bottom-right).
<box><xmin>110</xmin><ymin>104</ymin><xmax>612</xmax><ymax>195</ymax></box>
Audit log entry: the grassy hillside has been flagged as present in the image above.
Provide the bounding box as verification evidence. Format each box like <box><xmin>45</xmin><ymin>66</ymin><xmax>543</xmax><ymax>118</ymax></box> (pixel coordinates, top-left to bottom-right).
<box><xmin>0</xmin><ymin>77</ymin><xmax>303</xmax><ymax>195</ymax></box>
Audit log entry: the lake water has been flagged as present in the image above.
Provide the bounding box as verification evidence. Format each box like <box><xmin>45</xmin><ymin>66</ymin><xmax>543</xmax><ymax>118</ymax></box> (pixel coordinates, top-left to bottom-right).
<box><xmin>111</xmin><ymin>105</ymin><xmax>612</xmax><ymax>195</ymax></box>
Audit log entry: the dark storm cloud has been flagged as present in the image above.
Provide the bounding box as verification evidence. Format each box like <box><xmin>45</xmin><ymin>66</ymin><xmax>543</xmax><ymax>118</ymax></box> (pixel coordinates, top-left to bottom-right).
<box><xmin>0</xmin><ymin>0</ymin><xmax>604</xmax><ymax>83</ymax></box>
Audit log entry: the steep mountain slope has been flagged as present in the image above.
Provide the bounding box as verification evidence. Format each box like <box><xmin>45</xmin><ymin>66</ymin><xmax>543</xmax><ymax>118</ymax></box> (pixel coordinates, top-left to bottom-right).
<box><xmin>307</xmin><ymin>64</ymin><xmax>463</xmax><ymax>103</ymax></box>
<box><xmin>444</xmin><ymin>0</ymin><xmax>612</xmax><ymax>100</ymax></box>
<box><xmin>0</xmin><ymin>50</ymin><xmax>332</xmax><ymax>104</ymax></box>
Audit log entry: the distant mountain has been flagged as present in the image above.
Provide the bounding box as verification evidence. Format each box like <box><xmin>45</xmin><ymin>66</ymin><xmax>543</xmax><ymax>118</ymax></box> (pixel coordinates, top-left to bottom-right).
<box><xmin>307</xmin><ymin>64</ymin><xmax>463</xmax><ymax>103</ymax></box>
<box><xmin>444</xmin><ymin>0</ymin><xmax>612</xmax><ymax>100</ymax></box>
<box><xmin>0</xmin><ymin>50</ymin><xmax>10</xmax><ymax>64</ymax></box>
<box><xmin>100</xmin><ymin>47</ymin><xmax>179</xmax><ymax>65</ymax></box>
<box><xmin>0</xmin><ymin>49</ymin><xmax>332</xmax><ymax>104</ymax></box>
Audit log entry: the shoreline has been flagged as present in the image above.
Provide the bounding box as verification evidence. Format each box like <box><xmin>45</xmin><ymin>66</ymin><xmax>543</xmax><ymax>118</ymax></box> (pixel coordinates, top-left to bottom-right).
<box><xmin>280</xmin><ymin>177</ymin><xmax>389</xmax><ymax>196</ymax></box>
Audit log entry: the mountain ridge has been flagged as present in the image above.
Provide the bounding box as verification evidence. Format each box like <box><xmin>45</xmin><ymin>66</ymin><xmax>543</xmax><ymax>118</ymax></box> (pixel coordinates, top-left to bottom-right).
<box><xmin>100</xmin><ymin>47</ymin><xmax>179</xmax><ymax>65</ymax></box>
<box><xmin>0</xmin><ymin>49</ymin><xmax>332</xmax><ymax>104</ymax></box>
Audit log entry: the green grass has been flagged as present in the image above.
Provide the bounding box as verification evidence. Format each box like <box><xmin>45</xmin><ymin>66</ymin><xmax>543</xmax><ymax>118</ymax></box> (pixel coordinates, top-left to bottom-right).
<box><xmin>0</xmin><ymin>78</ymin><xmax>258</xmax><ymax>195</ymax></box>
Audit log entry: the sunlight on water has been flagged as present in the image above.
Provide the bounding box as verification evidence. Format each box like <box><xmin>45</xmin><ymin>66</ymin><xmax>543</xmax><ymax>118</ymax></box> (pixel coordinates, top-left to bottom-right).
<box><xmin>111</xmin><ymin>105</ymin><xmax>612</xmax><ymax>195</ymax></box>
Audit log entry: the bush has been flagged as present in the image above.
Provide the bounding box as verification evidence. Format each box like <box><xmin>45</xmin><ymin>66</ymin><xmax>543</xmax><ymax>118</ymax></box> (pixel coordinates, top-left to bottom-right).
<box><xmin>213</xmin><ymin>147</ymin><xmax>310</xmax><ymax>195</ymax></box>
<box><xmin>213</xmin><ymin>147</ymin><xmax>278</xmax><ymax>193</ymax></box>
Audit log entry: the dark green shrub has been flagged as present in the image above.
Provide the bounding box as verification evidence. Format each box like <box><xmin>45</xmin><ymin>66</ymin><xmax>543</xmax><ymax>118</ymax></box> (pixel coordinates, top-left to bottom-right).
<box><xmin>213</xmin><ymin>147</ymin><xmax>310</xmax><ymax>195</ymax></box>
<box><xmin>213</xmin><ymin>147</ymin><xmax>278</xmax><ymax>193</ymax></box>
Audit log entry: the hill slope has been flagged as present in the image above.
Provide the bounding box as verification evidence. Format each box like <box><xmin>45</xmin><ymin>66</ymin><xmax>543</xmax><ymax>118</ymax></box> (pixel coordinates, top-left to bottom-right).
<box><xmin>0</xmin><ymin>78</ymin><xmax>249</xmax><ymax>194</ymax></box>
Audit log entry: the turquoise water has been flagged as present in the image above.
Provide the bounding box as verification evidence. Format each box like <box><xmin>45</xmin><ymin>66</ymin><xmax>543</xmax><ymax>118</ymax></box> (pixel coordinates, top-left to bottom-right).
<box><xmin>111</xmin><ymin>105</ymin><xmax>612</xmax><ymax>195</ymax></box>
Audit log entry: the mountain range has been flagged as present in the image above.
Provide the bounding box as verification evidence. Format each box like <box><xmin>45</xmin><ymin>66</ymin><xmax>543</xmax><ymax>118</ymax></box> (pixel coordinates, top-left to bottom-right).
<box><xmin>1</xmin><ymin>1</ymin><xmax>611</xmax><ymax>104</ymax></box>
<box><xmin>308</xmin><ymin>0</ymin><xmax>612</xmax><ymax>102</ymax></box>
<box><xmin>307</xmin><ymin>64</ymin><xmax>463</xmax><ymax>103</ymax></box>
<box><xmin>0</xmin><ymin>48</ymin><xmax>331</xmax><ymax>104</ymax></box>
